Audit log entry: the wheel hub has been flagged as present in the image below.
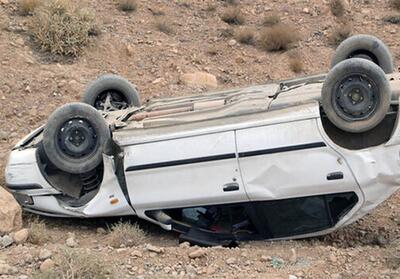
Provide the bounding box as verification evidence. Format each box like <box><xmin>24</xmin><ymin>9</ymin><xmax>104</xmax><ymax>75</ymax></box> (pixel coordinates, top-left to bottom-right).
<box><xmin>95</xmin><ymin>91</ymin><xmax>129</xmax><ymax>111</ymax></box>
<box><xmin>57</xmin><ymin>119</ymin><xmax>97</xmax><ymax>158</ymax></box>
<box><xmin>333</xmin><ymin>74</ymin><xmax>379</xmax><ymax>121</ymax></box>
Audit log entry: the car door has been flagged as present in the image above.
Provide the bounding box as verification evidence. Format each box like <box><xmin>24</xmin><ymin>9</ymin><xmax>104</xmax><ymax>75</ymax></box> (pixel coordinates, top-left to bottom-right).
<box><xmin>123</xmin><ymin>131</ymin><xmax>248</xmax><ymax>212</ymax></box>
<box><xmin>236</xmin><ymin>118</ymin><xmax>360</xmax><ymax>201</ymax></box>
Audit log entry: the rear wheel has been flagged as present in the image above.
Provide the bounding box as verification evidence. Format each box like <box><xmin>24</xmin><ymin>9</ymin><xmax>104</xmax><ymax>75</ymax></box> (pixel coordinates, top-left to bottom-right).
<box><xmin>322</xmin><ymin>58</ymin><xmax>391</xmax><ymax>133</ymax></box>
<box><xmin>331</xmin><ymin>34</ymin><xmax>394</xmax><ymax>74</ymax></box>
<box><xmin>43</xmin><ymin>103</ymin><xmax>110</xmax><ymax>174</ymax></box>
<box><xmin>82</xmin><ymin>74</ymin><xmax>141</xmax><ymax>111</ymax></box>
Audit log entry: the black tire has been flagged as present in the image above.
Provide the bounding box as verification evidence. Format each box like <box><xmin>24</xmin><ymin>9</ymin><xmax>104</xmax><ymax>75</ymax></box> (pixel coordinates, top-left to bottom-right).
<box><xmin>82</xmin><ymin>74</ymin><xmax>141</xmax><ymax>111</ymax></box>
<box><xmin>322</xmin><ymin>58</ymin><xmax>391</xmax><ymax>133</ymax></box>
<box><xmin>43</xmin><ymin>103</ymin><xmax>110</xmax><ymax>174</ymax></box>
<box><xmin>331</xmin><ymin>34</ymin><xmax>394</xmax><ymax>74</ymax></box>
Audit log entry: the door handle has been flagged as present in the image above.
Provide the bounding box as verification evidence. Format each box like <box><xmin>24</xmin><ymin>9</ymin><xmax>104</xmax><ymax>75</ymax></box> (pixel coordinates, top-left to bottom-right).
<box><xmin>327</xmin><ymin>171</ymin><xmax>344</xmax><ymax>180</ymax></box>
<box><xmin>223</xmin><ymin>182</ymin><xmax>239</xmax><ymax>192</ymax></box>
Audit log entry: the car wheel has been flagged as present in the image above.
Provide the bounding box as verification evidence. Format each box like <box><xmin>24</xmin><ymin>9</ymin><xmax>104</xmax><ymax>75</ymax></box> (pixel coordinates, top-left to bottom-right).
<box><xmin>82</xmin><ymin>74</ymin><xmax>141</xmax><ymax>111</ymax></box>
<box><xmin>42</xmin><ymin>103</ymin><xmax>110</xmax><ymax>174</ymax></box>
<box><xmin>331</xmin><ymin>34</ymin><xmax>394</xmax><ymax>74</ymax></box>
<box><xmin>322</xmin><ymin>58</ymin><xmax>391</xmax><ymax>133</ymax></box>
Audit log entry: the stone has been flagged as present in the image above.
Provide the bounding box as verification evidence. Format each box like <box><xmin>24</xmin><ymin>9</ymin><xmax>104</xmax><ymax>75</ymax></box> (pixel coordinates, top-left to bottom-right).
<box><xmin>13</xmin><ymin>228</ymin><xmax>29</xmax><ymax>244</ymax></box>
<box><xmin>0</xmin><ymin>187</ymin><xmax>22</xmax><ymax>235</ymax></box>
<box><xmin>145</xmin><ymin>244</ymin><xmax>163</xmax><ymax>253</ymax></box>
<box><xmin>188</xmin><ymin>248</ymin><xmax>206</xmax><ymax>259</ymax></box>
<box><xmin>226</xmin><ymin>257</ymin><xmax>237</xmax><ymax>265</ymax></box>
<box><xmin>288</xmin><ymin>275</ymin><xmax>298</xmax><ymax>279</ymax></box>
<box><xmin>290</xmin><ymin>248</ymin><xmax>297</xmax><ymax>262</ymax></box>
<box><xmin>131</xmin><ymin>250</ymin><xmax>143</xmax><ymax>258</ymax></box>
<box><xmin>152</xmin><ymin>77</ymin><xmax>165</xmax><ymax>84</ymax></box>
<box><xmin>302</xmin><ymin>8</ymin><xmax>309</xmax><ymax>14</ymax></box>
<box><xmin>260</xmin><ymin>255</ymin><xmax>271</xmax><ymax>262</ymax></box>
<box><xmin>179</xmin><ymin>241</ymin><xmax>190</xmax><ymax>248</ymax></box>
<box><xmin>329</xmin><ymin>253</ymin><xmax>337</xmax><ymax>263</ymax></box>
<box><xmin>0</xmin><ymin>235</ymin><xmax>14</xmax><ymax>247</ymax></box>
<box><xmin>40</xmin><ymin>259</ymin><xmax>55</xmax><ymax>272</ymax></box>
<box><xmin>39</xmin><ymin>249</ymin><xmax>52</xmax><ymax>260</ymax></box>
<box><xmin>180</xmin><ymin>72</ymin><xmax>218</xmax><ymax>89</ymax></box>
<box><xmin>66</xmin><ymin>235</ymin><xmax>77</xmax><ymax>247</ymax></box>
<box><xmin>0</xmin><ymin>263</ymin><xmax>17</xmax><ymax>275</ymax></box>
<box><xmin>96</xmin><ymin>227</ymin><xmax>106</xmax><ymax>234</ymax></box>
<box><xmin>126</xmin><ymin>44</ymin><xmax>134</xmax><ymax>56</ymax></box>
<box><xmin>0</xmin><ymin>130</ymin><xmax>8</xmax><ymax>140</ymax></box>
<box><xmin>228</xmin><ymin>39</ymin><xmax>237</xmax><ymax>46</ymax></box>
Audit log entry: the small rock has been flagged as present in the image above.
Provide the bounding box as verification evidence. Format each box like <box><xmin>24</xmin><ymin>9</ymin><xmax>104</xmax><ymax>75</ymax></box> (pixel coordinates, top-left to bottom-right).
<box><xmin>126</xmin><ymin>44</ymin><xmax>134</xmax><ymax>56</ymax></box>
<box><xmin>188</xmin><ymin>248</ymin><xmax>206</xmax><ymax>259</ymax></box>
<box><xmin>289</xmin><ymin>275</ymin><xmax>298</xmax><ymax>279</ymax></box>
<box><xmin>40</xmin><ymin>259</ymin><xmax>55</xmax><ymax>272</ymax></box>
<box><xmin>0</xmin><ymin>130</ymin><xmax>8</xmax><ymax>140</ymax></box>
<box><xmin>226</xmin><ymin>257</ymin><xmax>237</xmax><ymax>265</ymax></box>
<box><xmin>0</xmin><ymin>187</ymin><xmax>22</xmax><ymax>235</ymax></box>
<box><xmin>66</xmin><ymin>236</ymin><xmax>77</xmax><ymax>247</ymax></box>
<box><xmin>228</xmin><ymin>39</ymin><xmax>237</xmax><ymax>46</ymax></box>
<box><xmin>152</xmin><ymin>77</ymin><xmax>165</xmax><ymax>84</ymax></box>
<box><xmin>302</xmin><ymin>8</ymin><xmax>309</xmax><ymax>14</ymax></box>
<box><xmin>0</xmin><ymin>263</ymin><xmax>17</xmax><ymax>275</ymax></box>
<box><xmin>16</xmin><ymin>38</ymin><xmax>24</xmax><ymax>46</ymax></box>
<box><xmin>13</xmin><ymin>228</ymin><xmax>29</xmax><ymax>244</ymax></box>
<box><xmin>180</xmin><ymin>72</ymin><xmax>218</xmax><ymax>89</ymax></box>
<box><xmin>96</xmin><ymin>227</ymin><xmax>106</xmax><ymax>234</ymax></box>
<box><xmin>179</xmin><ymin>242</ymin><xmax>190</xmax><ymax>248</ymax></box>
<box><xmin>131</xmin><ymin>250</ymin><xmax>143</xmax><ymax>258</ymax></box>
<box><xmin>260</xmin><ymin>255</ymin><xmax>271</xmax><ymax>262</ymax></box>
<box><xmin>206</xmin><ymin>266</ymin><xmax>216</xmax><ymax>275</ymax></box>
<box><xmin>0</xmin><ymin>235</ymin><xmax>14</xmax><ymax>247</ymax></box>
<box><xmin>145</xmin><ymin>244</ymin><xmax>163</xmax><ymax>253</ymax></box>
<box><xmin>39</xmin><ymin>249</ymin><xmax>52</xmax><ymax>260</ymax></box>
<box><xmin>329</xmin><ymin>253</ymin><xmax>337</xmax><ymax>263</ymax></box>
<box><xmin>290</xmin><ymin>248</ymin><xmax>297</xmax><ymax>262</ymax></box>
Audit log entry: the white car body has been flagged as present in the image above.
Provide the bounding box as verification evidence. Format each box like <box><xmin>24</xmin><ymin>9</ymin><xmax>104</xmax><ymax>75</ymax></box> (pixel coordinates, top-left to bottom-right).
<box><xmin>5</xmin><ymin>73</ymin><xmax>400</xmax><ymax>244</ymax></box>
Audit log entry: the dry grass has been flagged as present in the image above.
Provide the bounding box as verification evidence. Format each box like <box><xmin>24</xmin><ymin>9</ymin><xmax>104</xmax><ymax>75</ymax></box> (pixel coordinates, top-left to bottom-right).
<box><xmin>330</xmin><ymin>0</ymin><xmax>345</xmax><ymax>17</ymax></box>
<box><xmin>288</xmin><ymin>53</ymin><xmax>303</xmax><ymax>73</ymax></box>
<box><xmin>18</xmin><ymin>0</ymin><xmax>40</xmax><ymax>16</ymax></box>
<box><xmin>28</xmin><ymin>217</ymin><xmax>50</xmax><ymax>245</ymax></box>
<box><xmin>117</xmin><ymin>0</ymin><xmax>137</xmax><ymax>12</ymax></box>
<box><xmin>155</xmin><ymin>18</ymin><xmax>173</xmax><ymax>34</ymax></box>
<box><xmin>30</xmin><ymin>0</ymin><xmax>95</xmax><ymax>57</ymax></box>
<box><xmin>383</xmin><ymin>14</ymin><xmax>400</xmax><ymax>24</ymax></box>
<box><xmin>262</xmin><ymin>13</ymin><xmax>280</xmax><ymax>26</ymax></box>
<box><xmin>220</xmin><ymin>28</ymin><xmax>234</xmax><ymax>38</ymax></box>
<box><xmin>205</xmin><ymin>3</ymin><xmax>217</xmax><ymax>12</ymax></box>
<box><xmin>235</xmin><ymin>28</ymin><xmax>255</xmax><ymax>45</ymax></box>
<box><xmin>33</xmin><ymin>249</ymin><xmax>111</xmax><ymax>279</ymax></box>
<box><xmin>329</xmin><ymin>23</ymin><xmax>352</xmax><ymax>46</ymax></box>
<box><xmin>221</xmin><ymin>7</ymin><xmax>245</xmax><ymax>25</ymax></box>
<box><xmin>259</xmin><ymin>24</ymin><xmax>299</xmax><ymax>52</ymax></box>
<box><xmin>108</xmin><ymin>221</ymin><xmax>147</xmax><ymax>248</ymax></box>
<box><xmin>390</xmin><ymin>0</ymin><xmax>400</xmax><ymax>10</ymax></box>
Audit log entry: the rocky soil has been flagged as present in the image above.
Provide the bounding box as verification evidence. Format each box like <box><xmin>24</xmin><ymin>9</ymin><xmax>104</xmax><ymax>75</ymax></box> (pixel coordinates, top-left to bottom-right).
<box><xmin>0</xmin><ymin>0</ymin><xmax>399</xmax><ymax>278</ymax></box>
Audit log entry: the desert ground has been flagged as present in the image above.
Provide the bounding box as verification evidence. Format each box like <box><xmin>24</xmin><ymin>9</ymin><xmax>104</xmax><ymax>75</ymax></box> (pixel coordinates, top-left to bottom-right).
<box><xmin>0</xmin><ymin>0</ymin><xmax>399</xmax><ymax>278</ymax></box>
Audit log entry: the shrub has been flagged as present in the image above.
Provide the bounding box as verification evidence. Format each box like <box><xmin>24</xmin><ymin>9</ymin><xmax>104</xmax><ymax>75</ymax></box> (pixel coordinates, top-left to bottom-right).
<box><xmin>108</xmin><ymin>221</ymin><xmax>147</xmax><ymax>248</ymax></box>
<box><xmin>235</xmin><ymin>28</ymin><xmax>255</xmax><ymax>45</ymax></box>
<box><xmin>390</xmin><ymin>0</ymin><xmax>400</xmax><ymax>10</ymax></box>
<box><xmin>18</xmin><ymin>0</ymin><xmax>40</xmax><ymax>16</ymax></box>
<box><xmin>33</xmin><ymin>249</ymin><xmax>111</xmax><ymax>279</ymax></box>
<box><xmin>117</xmin><ymin>0</ymin><xmax>137</xmax><ymax>12</ymax></box>
<box><xmin>288</xmin><ymin>54</ymin><xmax>303</xmax><ymax>73</ymax></box>
<box><xmin>155</xmin><ymin>18</ymin><xmax>173</xmax><ymax>34</ymax></box>
<box><xmin>221</xmin><ymin>7</ymin><xmax>245</xmax><ymax>25</ymax></box>
<box><xmin>28</xmin><ymin>217</ymin><xmax>50</xmax><ymax>245</ymax></box>
<box><xmin>262</xmin><ymin>13</ymin><xmax>280</xmax><ymax>26</ymax></box>
<box><xmin>330</xmin><ymin>0</ymin><xmax>345</xmax><ymax>17</ymax></box>
<box><xmin>383</xmin><ymin>14</ymin><xmax>400</xmax><ymax>24</ymax></box>
<box><xmin>329</xmin><ymin>23</ymin><xmax>352</xmax><ymax>46</ymax></box>
<box><xmin>30</xmin><ymin>0</ymin><xmax>95</xmax><ymax>57</ymax></box>
<box><xmin>259</xmin><ymin>24</ymin><xmax>299</xmax><ymax>52</ymax></box>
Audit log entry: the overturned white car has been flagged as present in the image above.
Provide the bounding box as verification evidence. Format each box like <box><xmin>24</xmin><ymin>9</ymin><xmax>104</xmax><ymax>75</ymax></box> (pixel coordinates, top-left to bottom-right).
<box><xmin>5</xmin><ymin>35</ymin><xmax>400</xmax><ymax>245</ymax></box>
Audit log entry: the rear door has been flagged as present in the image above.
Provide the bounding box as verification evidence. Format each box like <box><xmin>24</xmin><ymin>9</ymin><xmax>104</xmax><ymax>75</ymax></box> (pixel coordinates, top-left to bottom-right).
<box><xmin>123</xmin><ymin>131</ymin><xmax>248</xmax><ymax>211</ymax></box>
<box><xmin>236</xmin><ymin>119</ymin><xmax>360</xmax><ymax>201</ymax></box>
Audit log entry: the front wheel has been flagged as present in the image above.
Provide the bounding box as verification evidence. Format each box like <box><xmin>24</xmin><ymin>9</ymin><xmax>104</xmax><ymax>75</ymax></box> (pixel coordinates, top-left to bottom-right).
<box><xmin>321</xmin><ymin>58</ymin><xmax>391</xmax><ymax>133</ymax></box>
<box><xmin>42</xmin><ymin>103</ymin><xmax>110</xmax><ymax>174</ymax></box>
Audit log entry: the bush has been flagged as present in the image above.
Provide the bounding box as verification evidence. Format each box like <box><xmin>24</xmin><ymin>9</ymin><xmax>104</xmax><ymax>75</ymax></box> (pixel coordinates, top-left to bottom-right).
<box><xmin>288</xmin><ymin>54</ymin><xmax>303</xmax><ymax>73</ymax></box>
<box><xmin>221</xmin><ymin>7</ymin><xmax>245</xmax><ymax>25</ymax></box>
<box><xmin>108</xmin><ymin>221</ymin><xmax>147</xmax><ymax>248</ymax></box>
<box><xmin>28</xmin><ymin>217</ymin><xmax>50</xmax><ymax>245</ymax></box>
<box><xmin>262</xmin><ymin>13</ymin><xmax>280</xmax><ymax>26</ymax></box>
<box><xmin>33</xmin><ymin>249</ymin><xmax>111</xmax><ymax>279</ymax></box>
<box><xmin>259</xmin><ymin>24</ymin><xmax>299</xmax><ymax>52</ymax></box>
<box><xmin>30</xmin><ymin>0</ymin><xmax>95</xmax><ymax>57</ymax></box>
<box><xmin>330</xmin><ymin>0</ymin><xmax>345</xmax><ymax>17</ymax></box>
<box><xmin>390</xmin><ymin>0</ymin><xmax>400</xmax><ymax>10</ymax></box>
<box><xmin>329</xmin><ymin>23</ymin><xmax>352</xmax><ymax>46</ymax></box>
<box><xmin>118</xmin><ymin>0</ymin><xmax>137</xmax><ymax>12</ymax></box>
<box><xmin>155</xmin><ymin>18</ymin><xmax>173</xmax><ymax>34</ymax></box>
<box><xmin>235</xmin><ymin>28</ymin><xmax>255</xmax><ymax>45</ymax></box>
<box><xmin>18</xmin><ymin>0</ymin><xmax>40</xmax><ymax>16</ymax></box>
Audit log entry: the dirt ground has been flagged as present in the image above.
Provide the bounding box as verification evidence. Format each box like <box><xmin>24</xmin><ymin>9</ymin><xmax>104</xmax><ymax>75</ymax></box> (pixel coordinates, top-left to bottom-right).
<box><xmin>0</xmin><ymin>0</ymin><xmax>399</xmax><ymax>278</ymax></box>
